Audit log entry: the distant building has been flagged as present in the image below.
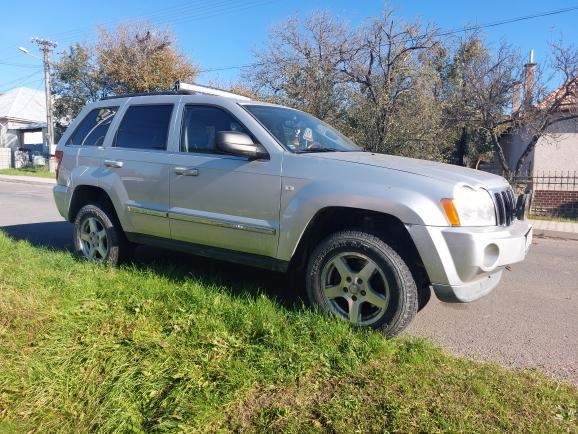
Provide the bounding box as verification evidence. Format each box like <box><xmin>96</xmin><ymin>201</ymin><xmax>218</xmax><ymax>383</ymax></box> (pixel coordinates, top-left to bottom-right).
<box><xmin>497</xmin><ymin>52</ymin><xmax>578</xmax><ymax>217</ymax></box>
<box><xmin>0</xmin><ymin>87</ymin><xmax>47</xmax><ymax>155</ymax></box>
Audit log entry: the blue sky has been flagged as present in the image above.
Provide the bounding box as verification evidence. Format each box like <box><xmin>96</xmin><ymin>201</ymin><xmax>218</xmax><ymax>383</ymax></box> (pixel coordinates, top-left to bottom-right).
<box><xmin>0</xmin><ymin>0</ymin><xmax>577</xmax><ymax>93</ymax></box>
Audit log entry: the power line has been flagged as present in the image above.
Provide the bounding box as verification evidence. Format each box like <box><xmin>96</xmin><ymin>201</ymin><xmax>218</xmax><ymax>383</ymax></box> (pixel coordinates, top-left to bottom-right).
<box><xmin>0</xmin><ymin>0</ymin><xmax>275</xmax><ymax>58</ymax></box>
<box><xmin>0</xmin><ymin>70</ymin><xmax>43</xmax><ymax>91</ymax></box>
<box><xmin>0</xmin><ymin>60</ymin><xmax>42</xmax><ymax>69</ymax></box>
<box><xmin>196</xmin><ymin>5</ymin><xmax>578</xmax><ymax>74</ymax></box>
<box><xmin>39</xmin><ymin>0</ymin><xmax>272</xmax><ymax>46</ymax></box>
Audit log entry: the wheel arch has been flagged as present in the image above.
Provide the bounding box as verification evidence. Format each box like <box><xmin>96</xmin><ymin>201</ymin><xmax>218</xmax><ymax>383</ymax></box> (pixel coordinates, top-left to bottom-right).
<box><xmin>68</xmin><ymin>185</ymin><xmax>122</xmax><ymax>229</ymax></box>
<box><xmin>289</xmin><ymin>206</ymin><xmax>430</xmax><ymax>289</ymax></box>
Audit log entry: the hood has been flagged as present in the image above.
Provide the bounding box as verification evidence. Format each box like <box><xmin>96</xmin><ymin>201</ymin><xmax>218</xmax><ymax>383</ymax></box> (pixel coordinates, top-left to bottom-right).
<box><xmin>310</xmin><ymin>152</ymin><xmax>509</xmax><ymax>189</ymax></box>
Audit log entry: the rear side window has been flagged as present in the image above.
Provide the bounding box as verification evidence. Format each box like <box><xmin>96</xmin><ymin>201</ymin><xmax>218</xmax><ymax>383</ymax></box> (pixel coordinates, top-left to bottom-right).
<box><xmin>67</xmin><ymin>107</ymin><xmax>118</xmax><ymax>147</ymax></box>
<box><xmin>114</xmin><ymin>105</ymin><xmax>173</xmax><ymax>150</ymax></box>
<box><xmin>180</xmin><ymin>105</ymin><xmax>250</xmax><ymax>153</ymax></box>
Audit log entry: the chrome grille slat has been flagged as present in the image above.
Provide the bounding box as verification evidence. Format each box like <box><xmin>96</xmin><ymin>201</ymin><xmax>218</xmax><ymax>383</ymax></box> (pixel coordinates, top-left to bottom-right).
<box><xmin>493</xmin><ymin>188</ymin><xmax>515</xmax><ymax>226</ymax></box>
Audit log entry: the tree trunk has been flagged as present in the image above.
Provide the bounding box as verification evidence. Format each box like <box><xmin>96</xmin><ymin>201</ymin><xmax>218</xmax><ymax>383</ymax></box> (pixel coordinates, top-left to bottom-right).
<box><xmin>455</xmin><ymin>127</ymin><xmax>467</xmax><ymax>166</ymax></box>
<box><xmin>490</xmin><ymin>130</ymin><xmax>512</xmax><ymax>181</ymax></box>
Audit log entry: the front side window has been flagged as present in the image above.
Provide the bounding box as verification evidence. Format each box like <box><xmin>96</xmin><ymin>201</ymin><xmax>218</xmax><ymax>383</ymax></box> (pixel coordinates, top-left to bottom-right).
<box><xmin>67</xmin><ymin>107</ymin><xmax>118</xmax><ymax>147</ymax></box>
<box><xmin>114</xmin><ymin>104</ymin><xmax>173</xmax><ymax>150</ymax></box>
<box><xmin>180</xmin><ymin>105</ymin><xmax>251</xmax><ymax>153</ymax></box>
<box><xmin>244</xmin><ymin>105</ymin><xmax>360</xmax><ymax>153</ymax></box>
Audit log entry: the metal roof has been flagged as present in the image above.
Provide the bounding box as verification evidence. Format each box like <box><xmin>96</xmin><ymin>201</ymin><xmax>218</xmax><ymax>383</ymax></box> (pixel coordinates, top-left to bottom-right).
<box><xmin>0</xmin><ymin>87</ymin><xmax>46</xmax><ymax>123</ymax></box>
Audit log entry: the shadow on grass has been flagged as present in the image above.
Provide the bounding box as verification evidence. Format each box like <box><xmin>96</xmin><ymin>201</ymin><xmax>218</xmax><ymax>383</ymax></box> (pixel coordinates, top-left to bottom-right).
<box><xmin>134</xmin><ymin>244</ymin><xmax>307</xmax><ymax>310</ymax></box>
<box><xmin>1</xmin><ymin>221</ymin><xmax>306</xmax><ymax>310</ymax></box>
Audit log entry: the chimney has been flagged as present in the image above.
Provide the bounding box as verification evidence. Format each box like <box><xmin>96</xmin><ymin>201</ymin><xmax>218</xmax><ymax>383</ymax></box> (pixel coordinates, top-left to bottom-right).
<box><xmin>512</xmin><ymin>81</ymin><xmax>522</xmax><ymax>113</ymax></box>
<box><xmin>523</xmin><ymin>49</ymin><xmax>536</xmax><ymax>108</ymax></box>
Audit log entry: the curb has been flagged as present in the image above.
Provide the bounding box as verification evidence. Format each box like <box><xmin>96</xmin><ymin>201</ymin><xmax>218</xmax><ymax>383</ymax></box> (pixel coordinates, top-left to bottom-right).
<box><xmin>533</xmin><ymin>229</ymin><xmax>578</xmax><ymax>241</ymax></box>
<box><xmin>0</xmin><ymin>175</ymin><xmax>56</xmax><ymax>186</ymax></box>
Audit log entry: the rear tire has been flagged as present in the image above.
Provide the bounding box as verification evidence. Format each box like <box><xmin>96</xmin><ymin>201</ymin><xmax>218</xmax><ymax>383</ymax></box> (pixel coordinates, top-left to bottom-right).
<box><xmin>73</xmin><ymin>203</ymin><xmax>132</xmax><ymax>265</ymax></box>
<box><xmin>306</xmin><ymin>230</ymin><xmax>418</xmax><ymax>337</ymax></box>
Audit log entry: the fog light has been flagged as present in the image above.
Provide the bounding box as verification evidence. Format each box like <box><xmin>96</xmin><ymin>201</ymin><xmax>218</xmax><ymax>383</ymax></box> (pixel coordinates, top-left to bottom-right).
<box><xmin>483</xmin><ymin>243</ymin><xmax>499</xmax><ymax>269</ymax></box>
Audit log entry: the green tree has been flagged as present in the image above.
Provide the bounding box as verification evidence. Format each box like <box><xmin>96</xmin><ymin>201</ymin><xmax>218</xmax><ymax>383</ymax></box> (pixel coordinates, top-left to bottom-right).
<box><xmin>51</xmin><ymin>21</ymin><xmax>198</xmax><ymax>136</ymax></box>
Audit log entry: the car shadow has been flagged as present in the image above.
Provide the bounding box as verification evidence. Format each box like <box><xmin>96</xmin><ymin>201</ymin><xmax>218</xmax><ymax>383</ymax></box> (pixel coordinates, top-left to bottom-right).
<box><xmin>0</xmin><ymin>221</ymin><xmax>306</xmax><ymax>310</ymax></box>
<box><xmin>1</xmin><ymin>221</ymin><xmax>74</xmax><ymax>251</ymax></box>
<box><xmin>134</xmin><ymin>244</ymin><xmax>306</xmax><ymax>310</ymax></box>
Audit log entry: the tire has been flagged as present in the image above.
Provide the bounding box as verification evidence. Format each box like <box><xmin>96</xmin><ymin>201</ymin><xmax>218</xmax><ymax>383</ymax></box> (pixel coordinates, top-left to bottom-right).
<box><xmin>306</xmin><ymin>230</ymin><xmax>418</xmax><ymax>337</ymax></box>
<box><xmin>73</xmin><ymin>203</ymin><xmax>132</xmax><ymax>265</ymax></box>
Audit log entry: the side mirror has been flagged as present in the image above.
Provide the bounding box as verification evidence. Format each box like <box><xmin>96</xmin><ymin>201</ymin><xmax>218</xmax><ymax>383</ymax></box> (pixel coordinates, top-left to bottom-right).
<box><xmin>216</xmin><ymin>131</ymin><xmax>268</xmax><ymax>160</ymax></box>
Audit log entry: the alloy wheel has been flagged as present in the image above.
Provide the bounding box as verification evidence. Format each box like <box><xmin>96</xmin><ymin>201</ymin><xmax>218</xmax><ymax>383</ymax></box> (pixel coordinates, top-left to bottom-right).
<box><xmin>320</xmin><ymin>252</ymin><xmax>390</xmax><ymax>326</ymax></box>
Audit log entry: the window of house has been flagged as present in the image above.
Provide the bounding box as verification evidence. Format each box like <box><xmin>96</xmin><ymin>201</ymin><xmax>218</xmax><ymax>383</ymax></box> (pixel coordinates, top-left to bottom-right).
<box><xmin>114</xmin><ymin>104</ymin><xmax>173</xmax><ymax>150</ymax></box>
<box><xmin>180</xmin><ymin>105</ymin><xmax>251</xmax><ymax>153</ymax></box>
<box><xmin>67</xmin><ymin>106</ymin><xmax>118</xmax><ymax>147</ymax></box>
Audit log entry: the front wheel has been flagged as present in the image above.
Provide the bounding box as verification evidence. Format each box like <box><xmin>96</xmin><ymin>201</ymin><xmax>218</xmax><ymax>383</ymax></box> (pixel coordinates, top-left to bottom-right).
<box><xmin>306</xmin><ymin>230</ymin><xmax>418</xmax><ymax>337</ymax></box>
<box><xmin>73</xmin><ymin>203</ymin><xmax>131</xmax><ymax>265</ymax></box>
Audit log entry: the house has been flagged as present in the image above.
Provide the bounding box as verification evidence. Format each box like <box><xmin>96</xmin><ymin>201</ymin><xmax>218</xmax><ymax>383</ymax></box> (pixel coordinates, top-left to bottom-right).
<box><xmin>0</xmin><ymin>87</ymin><xmax>47</xmax><ymax>167</ymax></box>
<box><xmin>498</xmin><ymin>53</ymin><xmax>578</xmax><ymax>218</ymax></box>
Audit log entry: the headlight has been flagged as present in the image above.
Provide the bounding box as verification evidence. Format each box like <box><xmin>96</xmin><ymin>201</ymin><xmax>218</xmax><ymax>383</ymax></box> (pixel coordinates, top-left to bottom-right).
<box><xmin>441</xmin><ymin>186</ymin><xmax>496</xmax><ymax>226</ymax></box>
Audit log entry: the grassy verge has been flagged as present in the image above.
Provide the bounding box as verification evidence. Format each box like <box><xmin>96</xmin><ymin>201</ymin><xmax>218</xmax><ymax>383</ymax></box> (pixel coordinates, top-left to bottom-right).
<box><xmin>0</xmin><ymin>167</ymin><xmax>54</xmax><ymax>179</ymax></box>
<box><xmin>0</xmin><ymin>232</ymin><xmax>576</xmax><ymax>432</ymax></box>
<box><xmin>528</xmin><ymin>213</ymin><xmax>577</xmax><ymax>223</ymax></box>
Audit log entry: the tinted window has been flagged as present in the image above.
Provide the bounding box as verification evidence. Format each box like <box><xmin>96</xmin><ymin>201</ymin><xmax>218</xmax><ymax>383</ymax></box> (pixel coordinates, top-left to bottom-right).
<box><xmin>67</xmin><ymin>107</ymin><xmax>118</xmax><ymax>147</ymax></box>
<box><xmin>114</xmin><ymin>105</ymin><xmax>173</xmax><ymax>150</ymax></box>
<box><xmin>180</xmin><ymin>105</ymin><xmax>250</xmax><ymax>153</ymax></box>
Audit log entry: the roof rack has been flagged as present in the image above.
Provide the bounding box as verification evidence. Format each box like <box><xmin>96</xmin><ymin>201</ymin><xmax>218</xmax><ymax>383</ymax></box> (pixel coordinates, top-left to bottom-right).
<box><xmin>100</xmin><ymin>82</ymin><xmax>252</xmax><ymax>101</ymax></box>
<box><xmin>101</xmin><ymin>90</ymin><xmax>187</xmax><ymax>100</ymax></box>
<box><xmin>174</xmin><ymin>81</ymin><xmax>252</xmax><ymax>101</ymax></box>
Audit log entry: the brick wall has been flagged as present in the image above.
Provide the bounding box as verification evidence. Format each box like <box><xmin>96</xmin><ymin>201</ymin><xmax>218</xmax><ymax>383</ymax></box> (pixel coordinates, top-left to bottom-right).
<box><xmin>531</xmin><ymin>190</ymin><xmax>578</xmax><ymax>218</ymax></box>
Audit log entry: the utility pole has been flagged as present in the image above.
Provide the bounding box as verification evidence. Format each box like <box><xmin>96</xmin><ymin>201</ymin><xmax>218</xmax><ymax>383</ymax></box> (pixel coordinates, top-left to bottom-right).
<box><xmin>31</xmin><ymin>37</ymin><xmax>57</xmax><ymax>166</ymax></box>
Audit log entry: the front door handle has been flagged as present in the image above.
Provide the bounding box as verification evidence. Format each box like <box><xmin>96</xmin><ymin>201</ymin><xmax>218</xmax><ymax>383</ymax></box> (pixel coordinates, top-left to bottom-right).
<box><xmin>174</xmin><ymin>167</ymin><xmax>199</xmax><ymax>176</ymax></box>
<box><xmin>104</xmin><ymin>159</ymin><xmax>124</xmax><ymax>168</ymax></box>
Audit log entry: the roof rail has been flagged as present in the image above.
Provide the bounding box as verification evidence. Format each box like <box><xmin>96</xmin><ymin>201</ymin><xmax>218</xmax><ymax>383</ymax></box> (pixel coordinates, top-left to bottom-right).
<box><xmin>174</xmin><ymin>81</ymin><xmax>251</xmax><ymax>101</ymax></box>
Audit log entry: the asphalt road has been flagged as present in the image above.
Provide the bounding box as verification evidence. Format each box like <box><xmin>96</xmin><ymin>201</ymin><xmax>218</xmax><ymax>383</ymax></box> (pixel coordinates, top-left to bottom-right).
<box><xmin>1</xmin><ymin>180</ymin><xmax>577</xmax><ymax>385</ymax></box>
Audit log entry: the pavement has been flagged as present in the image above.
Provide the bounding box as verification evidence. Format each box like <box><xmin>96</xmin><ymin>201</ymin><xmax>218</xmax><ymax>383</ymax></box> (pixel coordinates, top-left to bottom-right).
<box><xmin>529</xmin><ymin>218</ymin><xmax>578</xmax><ymax>240</ymax></box>
<box><xmin>0</xmin><ymin>173</ymin><xmax>56</xmax><ymax>186</ymax></box>
<box><xmin>1</xmin><ymin>179</ymin><xmax>577</xmax><ymax>385</ymax></box>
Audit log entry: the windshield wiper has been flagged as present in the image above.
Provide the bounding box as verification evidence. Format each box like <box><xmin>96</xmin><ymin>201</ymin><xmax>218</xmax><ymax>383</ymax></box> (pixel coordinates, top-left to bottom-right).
<box><xmin>294</xmin><ymin>147</ymin><xmax>341</xmax><ymax>153</ymax></box>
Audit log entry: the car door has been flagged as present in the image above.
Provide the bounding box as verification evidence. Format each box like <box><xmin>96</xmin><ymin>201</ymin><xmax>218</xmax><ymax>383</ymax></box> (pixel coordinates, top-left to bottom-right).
<box><xmin>168</xmin><ymin>103</ymin><xmax>282</xmax><ymax>257</ymax></box>
<box><xmin>99</xmin><ymin>98</ymin><xmax>177</xmax><ymax>239</ymax></box>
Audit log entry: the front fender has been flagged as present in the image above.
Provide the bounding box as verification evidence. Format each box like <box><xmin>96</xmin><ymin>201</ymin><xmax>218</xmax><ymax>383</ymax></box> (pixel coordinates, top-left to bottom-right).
<box><xmin>276</xmin><ymin>179</ymin><xmax>448</xmax><ymax>261</ymax></box>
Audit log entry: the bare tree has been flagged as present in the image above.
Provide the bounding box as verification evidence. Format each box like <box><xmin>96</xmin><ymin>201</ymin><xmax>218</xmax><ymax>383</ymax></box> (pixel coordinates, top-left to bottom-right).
<box><xmin>509</xmin><ymin>41</ymin><xmax>578</xmax><ymax>177</ymax></box>
<box><xmin>339</xmin><ymin>10</ymin><xmax>443</xmax><ymax>156</ymax></box>
<box><xmin>245</xmin><ymin>11</ymin><xmax>352</xmax><ymax>123</ymax></box>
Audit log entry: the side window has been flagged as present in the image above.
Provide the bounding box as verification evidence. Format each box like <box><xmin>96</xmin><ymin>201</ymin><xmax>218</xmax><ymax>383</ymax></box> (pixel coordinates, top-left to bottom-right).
<box><xmin>67</xmin><ymin>107</ymin><xmax>118</xmax><ymax>147</ymax></box>
<box><xmin>114</xmin><ymin>104</ymin><xmax>173</xmax><ymax>150</ymax></box>
<box><xmin>180</xmin><ymin>105</ymin><xmax>250</xmax><ymax>153</ymax></box>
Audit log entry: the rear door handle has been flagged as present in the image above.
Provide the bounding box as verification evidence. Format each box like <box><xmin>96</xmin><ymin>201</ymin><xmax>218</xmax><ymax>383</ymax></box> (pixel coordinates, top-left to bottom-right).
<box><xmin>104</xmin><ymin>159</ymin><xmax>124</xmax><ymax>168</ymax></box>
<box><xmin>174</xmin><ymin>167</ymin><xmax>199</xmax><ymax>176</ymax></box>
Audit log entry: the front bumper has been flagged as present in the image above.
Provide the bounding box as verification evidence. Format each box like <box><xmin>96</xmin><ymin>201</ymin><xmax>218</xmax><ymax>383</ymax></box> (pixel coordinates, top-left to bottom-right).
<box><xmin>408</xmin><ymin>219</ymin><xmax>533</xmax><ymax>302</ymax></box>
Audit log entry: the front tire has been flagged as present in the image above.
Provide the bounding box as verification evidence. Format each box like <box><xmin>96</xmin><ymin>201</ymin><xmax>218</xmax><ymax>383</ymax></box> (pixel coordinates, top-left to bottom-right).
<box><xmin>73</xmin><ymin>203</ymin><xmax>131</xmax><ymax>265</ymax></box>
<box><xmin>306</xmin><ymin>230</ymin><xmax>418</xmax><ymax>337</ymax></box>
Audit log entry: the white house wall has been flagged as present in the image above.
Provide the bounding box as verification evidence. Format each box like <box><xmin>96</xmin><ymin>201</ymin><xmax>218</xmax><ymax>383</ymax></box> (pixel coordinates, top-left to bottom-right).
<box><xmin>532</xmin><ymin>117</ymin><xmax>578</xmax><ymax>178</ymax></box>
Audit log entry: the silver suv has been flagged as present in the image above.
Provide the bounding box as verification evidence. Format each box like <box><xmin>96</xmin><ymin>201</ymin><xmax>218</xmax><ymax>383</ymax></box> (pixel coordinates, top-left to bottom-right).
<box><xmin>53</xmin><ymin>83</ymin><xmax>533</xmax><ymax>336</ymax></box>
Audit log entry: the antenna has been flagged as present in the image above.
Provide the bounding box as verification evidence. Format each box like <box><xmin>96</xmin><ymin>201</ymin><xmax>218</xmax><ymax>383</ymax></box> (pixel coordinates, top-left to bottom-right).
<box><xmin>174</xmin><ymin>81</ymin><xmax>251</xmax><ymax>101</ymax></box>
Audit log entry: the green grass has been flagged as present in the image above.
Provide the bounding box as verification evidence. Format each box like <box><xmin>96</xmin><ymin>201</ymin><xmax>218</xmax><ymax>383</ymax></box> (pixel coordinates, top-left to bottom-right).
<box><xmin>528</xmin><ymin>213</ymin><xmax>577</xmax><ymax>223</ymax></box>
<box><xmin>0</xmin><ymin>232</ymin><xmax>576</xmax><ymax>433</ymax></box>
<box><xmin>0</xmin><ymin>167</ymin><xmax>54</xmax><ymax>178</ymax></box>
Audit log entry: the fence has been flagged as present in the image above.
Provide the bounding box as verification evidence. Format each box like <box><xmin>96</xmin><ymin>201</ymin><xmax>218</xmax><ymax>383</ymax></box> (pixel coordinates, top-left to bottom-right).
<box><xmin>514</xmin><ymin>171</ymin><xmax>578</xmax><ymax>219</ymax></box>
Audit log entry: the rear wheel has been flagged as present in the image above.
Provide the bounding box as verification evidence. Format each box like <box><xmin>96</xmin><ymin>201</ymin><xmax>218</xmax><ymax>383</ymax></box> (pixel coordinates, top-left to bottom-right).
<box><xmin>73</xmin><ymin>203</ymin><xmax>132</xmax><ymax>265</ymax></box>
<box><xmin>306</xmin><ymin>230</ymin><xmax>418</xmax><ymax>337</ymax></box>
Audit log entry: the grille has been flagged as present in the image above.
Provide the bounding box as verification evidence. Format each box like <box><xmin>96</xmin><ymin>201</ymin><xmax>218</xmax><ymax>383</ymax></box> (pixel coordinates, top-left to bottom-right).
<box><xmin>493</xmin><ymin>188</ymin><xmax>516</xmax><ymax>226</ymax></box>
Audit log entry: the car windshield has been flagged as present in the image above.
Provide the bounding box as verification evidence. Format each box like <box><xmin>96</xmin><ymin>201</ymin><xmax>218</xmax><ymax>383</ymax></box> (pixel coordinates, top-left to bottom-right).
<box><xmin>243</xmin><ymin>104</ymin><xmax>360</xmax><ymax>153</ymax></box>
